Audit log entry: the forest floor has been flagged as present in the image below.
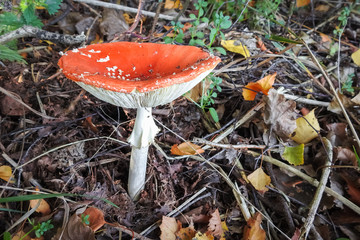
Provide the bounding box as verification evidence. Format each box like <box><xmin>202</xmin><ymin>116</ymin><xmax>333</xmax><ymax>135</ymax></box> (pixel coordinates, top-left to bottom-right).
<box><xmin>1</xmin><ymin>0</ymin><xmax>360</xmax><ymax>239</ymax></box>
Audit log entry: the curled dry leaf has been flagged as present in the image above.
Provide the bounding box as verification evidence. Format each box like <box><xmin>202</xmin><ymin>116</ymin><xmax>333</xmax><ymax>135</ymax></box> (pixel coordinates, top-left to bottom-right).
<box><xmin>29</xmin><ymin>187</ymin><xmax>51</xmax><ymax>216</ymax></box>
<box><xmin>171</xmin><ymin>142</ymin><xmax>204</xmax><ymax>156</ymax></box>
<box><xmin>291</xmin><ymin>109</ymin><xmax>320</xmax><ymax>144</ymax></box>
<box><xmin>263</xmin><ymin>89</ymin><xmax>298</xmax><ymax>139</ymax></box>
<box><xmin>247</xmin><ymin>168</ymin><xmax>271</xmax><ymax>193</ymax></box>
<box><xmin>243</xmin><ymin>212</ymin><xmax>266</xmax><ymax>240</ymax></box>
<box><xmin>243</xmin><ymin>73</ymin><xmax>276</xmax><ymax>101</ymax></box>
<box><xmin>51</xmin><ymin>213</ymin><xmax>95</xmax><ymax>240</ymax></box>
<box><xmin>81</xmin><ymin>207</ymin><xmax>106</xmax><ymax>232</ymax></box>
<box><xmin>160</xmin><ymin>216</ymin><xmax>178</xmax><ymax>240</ymax></box>
<box><xmin>0</xmin><ymin>165</ymin><xmax>13</xmax><ymax>182</ymax></box>
<box><xmin>207</xmin><ymin>209</ymin><xmax>224</xmax><ymax>237</ymax></box>
<box><xmin>351</xmin><ymin>92</ymin><xmax>360</xmax><ymax>105</ymax></box>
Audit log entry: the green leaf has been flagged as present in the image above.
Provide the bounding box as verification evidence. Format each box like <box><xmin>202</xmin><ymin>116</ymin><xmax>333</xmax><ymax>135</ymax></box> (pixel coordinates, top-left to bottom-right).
<box><xmin>198</xmin><ymin>7</ymin><xmax>204</xmax><ymax>17</ymax></box>
<box><xmin>46</xmin><ymin>0</ymin><xmax>62</xmax><ymax>15</ymax></box>
<box><xmin>0</xmin><ymin>45</ymin><xmax>26</xmax><ymax>63</ymax></box>
<box><xmin>214</xmin><ymin>47</ymin><xmax>227</xmax><ymax>55</ymax></box>
<box><xmin>353</xmin><ymin>146</ymin><xmax>360</xmax><ymax>167</ymax></box>
<box><xmin>3</xmin><ymin>232</ymin><xmax>11</xmax><ymax>240</ymax></box>
<box><xmin>195</xmin><ymin>39</ymin><xmax>205</xmax><ymax>46</ymax></box>
<box><xmin>269</xmin><ymin>35</ymin><xmax>302</xmax><ymax>44</ymax></box>
<box><xmin>164</xmin><ymin>37</ymin><xmax>172</xmax><ymax>44</ymax></box>
<box><xmin>0</xmin><ymin>12</ymin><xmax>23</xmax><ymax>33</ymax></box>
<box><xmin>22</xmin><ymin>3</ymin><xmax>43</xmax><ymax>27</ymax></box>
<box><xmin>196</xmin><ymin>31</ymin><xmax>204</xmax><ymax>38</ymax></box>
<box><xmin>220</xmin><ymin>18</ymin><xmax>232</xmax><ymax>29</ymax></box>
<box><xmin>282</xmin><ymin>144</ymin><xmax>304</xmax><ymax>166</ymax></box>
<box><xmin>201</xmin><ymin>17</ymin><xmax>209</xmax><ymax>23</ymax></box>
<box><xmin>209</xmin><ymin>28</ymin><xmax>217</xmax><ymax>42</ymax></box>
<box><xmin>209</xmin><ymin>108</ymin><xmax>219</xmax><ymax>123</ymax></box>
<box><xmin>190</xmin><ymin>13</ymin><xmax>197</xmax><ymax>19</ymax></box>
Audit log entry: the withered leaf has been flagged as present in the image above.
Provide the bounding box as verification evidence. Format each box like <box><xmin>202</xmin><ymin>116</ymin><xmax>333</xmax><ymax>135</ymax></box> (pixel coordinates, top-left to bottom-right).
<box><xmin>51</xmin><ymin>213</ymin><xmax>95</xmax><ymax>240</ymax></box>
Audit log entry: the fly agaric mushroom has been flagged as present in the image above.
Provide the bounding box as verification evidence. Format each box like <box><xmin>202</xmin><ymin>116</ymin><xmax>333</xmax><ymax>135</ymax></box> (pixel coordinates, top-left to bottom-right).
<box><xmin>58</xmin><ymin>42</ymin><xmax>221</xmax><ymax>200</ymax></box>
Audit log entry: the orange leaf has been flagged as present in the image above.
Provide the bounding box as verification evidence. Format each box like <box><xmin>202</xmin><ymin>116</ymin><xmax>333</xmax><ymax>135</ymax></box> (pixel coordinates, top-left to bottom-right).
<box><xmin>0</xmin><ymin>165</ymin><xmax>13</xmax><ymax>182</ymax></box>
<box><xmin>171</xmin><ymin>142</ymin><xmax>204</xmax><ymax>156</ymax></box>
<box><xmin>82</xmin><ymin>207</ymin><xmax>106</xmax><ymax>232</ymax></box>
<box><xmin>175</xmin><ymin>225</ymin><xmax>196</xmax><ymax>240</ymax></box>
<box><xmin>319</xmin><ymin>33</ymin><xmax>331</xmax><ymax>43</ymax></box>
<box><xmin>296</xmin><ymin>0</ymin><xmax>310</xmax><ymax>8</ymax></box>
<box><xmin>247</xmin><ymin>168</ymin><xmax>271</xmax><ymax>193</ymax></box>
<box><xmin>164</xmin><ymin>0</ymin><xmax>183</xmax><ymax>9</ymax></box>
<box><xmin>29</xmin><ymin>187</ymin><xmax>51</xmax><ymax>215</ymax></box>
<box><xmin>243</xmin><ymin>73</ymin><xmax>276</xmax><ymax>101</ymax></box>
<box><xmin>243</xmin><ymin>212</ymin><xmax>266</xmax><ymax>240</ymax></box>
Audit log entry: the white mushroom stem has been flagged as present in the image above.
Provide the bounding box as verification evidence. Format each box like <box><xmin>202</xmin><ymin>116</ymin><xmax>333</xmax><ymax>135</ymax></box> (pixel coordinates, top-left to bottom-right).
<box><xmin>127</xmin><ymin>107</ymin><xmax>159</xmax><ymax>200</ymax></box>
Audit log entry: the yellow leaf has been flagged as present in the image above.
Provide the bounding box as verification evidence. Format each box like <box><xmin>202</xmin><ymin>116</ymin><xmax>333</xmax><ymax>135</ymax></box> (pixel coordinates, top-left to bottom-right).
<box><xmin>164</xmin><ymin>0</ymin><xmax>183</xmax><ymax>9</ymax></box>
<box><xmin>296</xmin><ymin>0</ymin><xmax>311</xmax><ymax>8</ymax></box>
<box><xmin>175</xmin><ymin>225</ymin><xmax>196</xmax><ymax>240</ymax></box>
<box><xmin>193</xmin><ymin>232</ymin><xmax>213</xmax><ymax>240</ymax></box>
<box><xmin>29</xmin><ymin>187</ymin><xmax>51</xmax><ymax>215</ymax></box>
<box><xmin>247</xmin><ymin>168</ymin><xmax>271</xmax><ymax>193</ymax></box>
<box><xmin>0</xmin><ymin>165</ymin><xmax>13</xmax><ymax>182</ymax></box>
<box><xmin>351</xmin><ymin>49</ymin><xmax>360</xmax><ymax>66</ymax></box>
<box><xmin>160</xmin><ymin>216</ymin><xmax>178</xmax><ymax>240</ymax></box>
<box><xmin>242</xmin><ymin>73</ymin><xmax>276</xmax><ymax>101</ymax></box>
<box><xmin>291</xmin><ymin>109</ymin><xmax>320</xmax><ymax>144</ymax></box>
<box><xmin>171</xmin><ymin>142</ymin><xmax>204</xmax><ymax>156</ymax></box>
<box><xmin>221</xmin><ymin>40</ymin><xmax>250</xmax><ymax>58</ymax></box>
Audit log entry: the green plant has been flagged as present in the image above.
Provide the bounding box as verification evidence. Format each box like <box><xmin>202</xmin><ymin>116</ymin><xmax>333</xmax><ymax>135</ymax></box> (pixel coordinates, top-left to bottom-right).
<box><xmin>0</xmin><ymin>0</ymin><xmax>62</xmax><ymax>63</ymax></box>
<box><xmin>353</xmin><ymin>146</ymin><xmax>360</xmax><ymax>167</ymax></box>
<box><xmin>164</xmin><ymin>21</ymin><xmax>185</xmax><ymax>44</ymax></box>
<box><xmin>198</xmin><ymin>75</ymin><xmax>223</xmax><ymax>122</ymax></box>
<box><xmin>342</xmin><ymin>73</ymin><xmax>355</xmax><ymax>93</ymax></box>
<box><xmin>333</xmin><ymin>6</ymin><xmax>351</xmax><ymax>37</ymax></box>
<box><xmin>208</xmin><ymin>11</ymin><xmax>231</xmax><ymax>54</ymax></box>
<box><xmin>81</xmin><ymin>214</ymin><xmax>90</xmax><ymax>225</ymax></box>
<box><xmin>189</xmin><ymin>0</ymin><xmax>208</xmax><ymax>47</ymax></box>
<box><xmin>18</xmin><ymin>219</ymin><xmax>54</xmax><ymax>240</ymax></box>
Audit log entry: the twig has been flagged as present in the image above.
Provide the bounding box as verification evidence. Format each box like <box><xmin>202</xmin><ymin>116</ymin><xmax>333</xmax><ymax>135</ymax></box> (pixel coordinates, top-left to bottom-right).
<box><xmin>127</xmin><ymin>0</ymin><xmax>145</xmax><ymax>33</ymax></box>
<box><xmin>149</xmin><ymin>1</ymin><xmax>163</xmax><ymax>39</ymax></box>
<box><xmin>302</xmin><ymin>40</ymin><xmax>360</xmax><ymax>150</ymax></box>
<box><xmin>283</xmin><ymin>94</ymin><xmax>329</xmax><ymax>107</ymax></box>
<box><xmin>202</xmin><ymin>102</ymin><xmax>265</xmax><ymax>150</ymax></box>
<box><xmin>0</xmin><ymin>25</ymin><xmax>85</xmax><ymax>45</ymax></box>
<box><xmin>300</xmin><ymin>138</ymin><xmax>333</xmax><ymax>239</ymax></box>
<box><xmin>0</xmin><ymin>86</ymin><xmax>55</xmax><ymax>119</ymax></box>
<box><xmin>248</xmin><ymin>151</ymin><xmax>360</xmax><ymax>215</ymax></box>
<box><xmin>72</xmin><ymin>0</ymin><xmax>192</xmax><ymax>22</ymax></box>
<box><xmin>193</xmin><ymin>137</ymin><xmax>266</xmax><ymax>150</ymax></box>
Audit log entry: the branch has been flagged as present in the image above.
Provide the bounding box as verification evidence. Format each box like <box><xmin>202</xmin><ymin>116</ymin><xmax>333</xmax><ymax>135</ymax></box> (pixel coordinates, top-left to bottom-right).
<box><xmin>72</xmin><ymin>0</ymin><xmax>192</xmax><ymax>22</ymax></box>
<box><xmin>0</xmin><ymin>25</ymin><xmax>85</xmax><ymax>45</ymax></box>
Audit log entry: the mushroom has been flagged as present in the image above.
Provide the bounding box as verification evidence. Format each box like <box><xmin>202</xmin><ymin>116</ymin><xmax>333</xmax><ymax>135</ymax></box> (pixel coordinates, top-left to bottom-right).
<box><xmin>58</xmin><ymin>42</ymin><xmax>221</xmax><ymax>200</ymax></box>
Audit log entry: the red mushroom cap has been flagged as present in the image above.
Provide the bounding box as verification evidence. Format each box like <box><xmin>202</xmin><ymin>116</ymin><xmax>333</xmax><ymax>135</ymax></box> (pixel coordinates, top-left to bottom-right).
<box><xmin>58</xmin><ymin>42</ymin><xmax>221</xmax><ymax>108</ymax></box>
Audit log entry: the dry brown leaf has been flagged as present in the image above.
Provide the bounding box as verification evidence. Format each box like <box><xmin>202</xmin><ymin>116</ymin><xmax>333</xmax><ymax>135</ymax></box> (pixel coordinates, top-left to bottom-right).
<box><xmin>193</xmin><ymin>232</ymin><xmax>214</xmax><ymax>240</ymax></box>
<box><xmin>296</xmin><ymin>0</ymin><xmax>310</xmax><ymax>7</ymax></box>
<box><xmin>11</xmin><ymin>231</ymin><xmax>31</xmax><ymax>240</ymax></box>
<box><xmin>51</xmin><ymin>213</ymin><xmax>95</xmax><ymax>240</ymax></box>
<box><xmin>184</xmin><ymin>78</ymin><xmax>211</xmax><ymax>102</ymax></box>
<box><xmin>160</xmin><ymin>216</ymin><xmax>178</xmax><ymax>240</ymax></box>
<box><xmin>81</xmin><ymin>207</ymin><xmax>106</xmax><ymax>232</ymax></box>
<box><xmin>247</xmin><ymin>168</ymin><xmax>271</xmax><ymax>193</ymax></box>
<box><xmin>207</xmin><ymin>209</ymin><xmax>224</xmax><ymax>237</ymax></box>
<box><xmin>243</xmin><ymin>212</ymin><xmax>266</xmax><ymax>240</ymax></box>
<box><xmin>0</xmin><ymin>165</ymin><xmax>13</xmax><ymax>182</ymax></box>
<box><xmin>263</xmin><ymin>89</ymin><xmax>298</xmax><ymax>139</ymax></box>
<box><xmin>315</xmin><ymin>5</ymin><xmax>330</xmax><ymax>12</ymax></box>
<box><xmin>29</xmin><ymin>187</ymin><xmax>51</xmax><ymax>216</ymax></box>
<box><xmin>164</xmin><ymin>0</ymin><xmax>183</xmax><ymax>9</ymax></box>
<box><xmin>351</xmin><ymin>92</ymin><xmax>360</xmax><ymax>105</ymax></box>
<box><xmin>171</xmin><ymin>142</ymin><xmax>204</xmax><ymax>156</ymax></box>
<box><xmin>327</xmin><ymin>90</ymin><xmax>354</xmax><ymax>114</ymax></box>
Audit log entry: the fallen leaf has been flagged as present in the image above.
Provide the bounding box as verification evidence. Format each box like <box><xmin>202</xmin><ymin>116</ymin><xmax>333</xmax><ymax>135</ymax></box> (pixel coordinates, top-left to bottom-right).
<box><xmin>315</xmin><ymin>5</ymin><xmax>330</xmax><ymax>12</ymax></box>
<box><xmin>193</xmin><ymin>232</ymin><xmax>213</xmax><ymax>240</ymax></box>
<box><xmin>160</xmin><ymin>216</ymin><xmax>178</xmax><ymax>240</ymax></box>
<box><xmin>351</xmin><ymin>92</ymin><xmax>360</xmax><ymax>105</ymax></box>
<box><xmin>263</xmin><ymin>89</ymin><xmax>298</xmax><ymax>139</ymax></box>
<box><xmin>296</xmin><ymin>0</ymin><xmax>310</xmax><ymax>8</ymax></box>
<box><xmin>319</xmin><ymin>33</ymin><xmax>331</xmax><ymax>43</ymax></box>
<box><xmin>282</xmin><ymin>144</ymin><xmax>304</xmax><ymax>166</ymax></box>
<box><xmin>328</xmin><ymin>90</ymin><xmax>353</xmax><ymax>114</ymax></box>
<box><xmin>221</xmin><ymin>40</ymin><xmax>250</xmax><ymax>58</ymax></box>
<box><xmin>351</xmin><ymin>49</ymin><xmax>360</xmax><ymax>66</ymax></box>
<box><xmin>184</xmin><ymin>78</ymin><xmax>211</xmax><ymax>102</ymax></box>
<box><xmin>291</xmin><ymin>109</ymin><xmax>320</xmax><ymax>144</ymax></box>
<box><xmin>247</xmin><ymin>168</ymin><xmax>271</xmax><ymax>193</ymax></box>
<box><xmin>243</xmin><ymin>73</ymin><xmax>276</xmax><ymax>101</ymax></box>
<box><xmin>11</xmin><ymin>230</ymin><xmax>31</xmax><ymax>240</ymax></box>
<box><xmin>171</xmin><ymin>142</ymin><xmax>204</xmax><ymax>156</ymax></box>
<box><xmin>81</xmin><ymin>207</ymin><xmax>106</xmax><ymax>232</ymax></box>
<box><xmin>207</xmin><ymin>209</ymin><xmax>224</xmax><ymax>237</ymax></box>
<box><xmin>243</xmin><ymin>212</ymin><xmax>266</xmax><ymax>240</ymax></box>
<box><xmin>0</xmin><ymin>165</ymin><xmax>13</xmax><ymax>182</ymax></box>
<box><xmin>29</xmin><ymin>187</ymin><xmax>51</xmax><ymax>216</ymax></box>
<box><xmin>164</xmin><ymin>0</ymin><xmax>183</xmax><ymax>9</ymax></box>
<box><xmin>175</xmin><ymin>225</ymin><xmax>196</xmax><ymax>240</ymax></box>
<box><xmin>52</xmin><ymin>213</ymin><xmax>95</xmax><ymax>240</ymax></box>
<box><xmin>326</xmin><ymin>123</ymin><xmax>348</xmax><ymax>146</ymax></box>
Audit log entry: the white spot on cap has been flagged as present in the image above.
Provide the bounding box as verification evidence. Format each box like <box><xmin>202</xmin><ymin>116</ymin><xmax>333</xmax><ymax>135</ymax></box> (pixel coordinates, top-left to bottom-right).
<box><xmin>72</xmin><ymin>48</ymin><xmax>79</xmax><ymax>53</ymax></box>
<box><xmin>97</xmin><ymin>56</ymin><xmax>110</xmax><ymax>62</ymax></box>
<box><xmin>133</xmin><ymin>66</ymin><xmax>136</xmax><ymax>71</ymax></box>
<box><xmin>118</xmin><ymin>69</ymin><xmax>123</xmax><ymax>75</ymax></box>
<box><xmin>88</xmin><ymin>49</ymin><xmax>101</xmax><ymax>53</ymax></box>
<box><xmin>80</xmin><ymin>52</ymin><xmax>92</xmax><ymax>58</ymax></box>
